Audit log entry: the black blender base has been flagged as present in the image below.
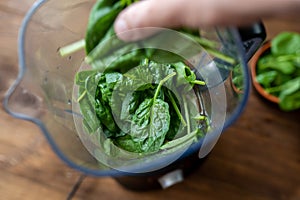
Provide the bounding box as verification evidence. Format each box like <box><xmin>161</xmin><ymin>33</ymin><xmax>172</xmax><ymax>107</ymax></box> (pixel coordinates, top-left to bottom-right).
<box><xmin>113</xmin><ymin>152</ymin><xmax>208</xmax><ymax>191</ymax></box>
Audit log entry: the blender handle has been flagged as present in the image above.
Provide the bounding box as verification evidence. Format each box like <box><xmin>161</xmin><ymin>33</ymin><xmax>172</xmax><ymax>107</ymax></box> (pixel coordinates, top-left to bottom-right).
<box><xmin>238</xmin><ymin>21</ymin><xmax>267</xmax><ymax>61</ymax></box>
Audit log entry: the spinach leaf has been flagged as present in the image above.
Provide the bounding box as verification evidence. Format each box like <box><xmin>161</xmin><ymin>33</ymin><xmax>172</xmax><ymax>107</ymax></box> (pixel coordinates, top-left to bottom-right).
<box><xmin>94</xmin><ymin>98</ymin><xmax>119</xmax><ymax>136</ymax></box>
<box><xmin>120</xmin><ymin>92</ymin><xmax>141</xmax><ymax>121</ymax></box>
<box><xmin>78</xmin><ymin>86</ymin><xmax>100</xmax><ymax>133</ymax></box>
<box><xmin>85</xmin><ymin>72</ymin><xmax>101</xmax><ymax>104</ymax></box>
<box><xmin>76</xmin><ymin>71</ymin><xmax>104</xmax><ymax>134</ymax></box>
<box><xmin>75</xmin><ymin>70</ymin><xmax>97</xmax><ymax>87</ymax></box>
<box><xmin>172</xmin><ymin>62</ymin><xmax>205</xmax><ymax>91</ymax></box>
<box><xmin>115</xmin><ymin>61</ymin><xmax>154</xmax><ymax>91</ymax></box>
<box><xmin>271</xmin><ymin>32</ymin><xmax>300</xmax><ymax>56</ymax></box>
<box><xmin>89</xmin><ymin>47</ymin><xmax>144</xmax><ymax>73</ymax></box>
<box><xmin>97</xmin><ymin>72</ymin><xmax>122</xmax><ymax>105</ymax></box>
<box><xmin>266</xmin><ymin>77</ymin><xmax>300</xmax><ymax>94</ymax></box>
<box><xmin>130</xmin><ymin>98</ymin><xmax>156</xmax><ymax>142</ymax></box>
<box><xmin>113</xmin><ymin>135</ymin><xmax>143</xmax><ymax>153</ymax></box>
<box><xmin>88</xmin><ymin>0</ymin><xmax>118</xmax><ymax>25</ymax></box>
<box><xmin>160</xmin><ymin>112</ymin><xmax>210</xmax><ymax>151</ymax></box>
<box><xmin>125</xmin><ymin>72</ymin><xmax>176</xmax><ymax>153</ymax></box>
<box><xmin>94</xmin><ymin>72</ymin><xmax>122</xmax><ymax>135</ymax></box>
<box><xmin>160</xmin><ymin>130</ymin><xmax>197</xmax><ymax>150</ymax></box>
<box><xmin>273</xmin><ymin>73</ymin><xmax>293</xmax><ymax>88</ymax></box>
<box><xmin>255</xmin><ymin>32</ymin><xmax>300</xmax><ymax>111</ymax></box>
<box><xmin>130</xmin><ymin>98</ymin><xmax>170</xmax><ymax>152</ymax></box>
<box><xmin>85</xmin><ymin>26</ymin><xmax>126</xmax><ymax>64</ymax></box>
<box><xmin>85</xmin><ymin>1</ymin><xmax>123</xmax><ymax>53</ymax></box>
<box><xmin>258</xmin><ymin>54</ymin><xmax>296</xmax><ymax>75</ymax></box>
<box><xmin>164</xmin><ymin>89</ymin><xmax>183</xmax><ymax>140</ymax></box>
<box><xmin>256</xmin><ymin>71</ymin><xmax>278</xmax><ymax>88</ymax></box>
<box><xmin>279</xmin><ymin>77</ymin><xmax>300</xmax><ymax>96</ymax></box>
<box><xmin>146</xmin><ymin>48</ymin><xmax>184</xmax><ymax>64</ymax></box>
<box><xmin>147</xmin><ymin>60</ymin><xmax>175</xmax><ymax>86</ymax></box>
<box><xmin>279</xmin><ymin>91</ymin><xmax>300</xmax><ymax>111</ymax></box>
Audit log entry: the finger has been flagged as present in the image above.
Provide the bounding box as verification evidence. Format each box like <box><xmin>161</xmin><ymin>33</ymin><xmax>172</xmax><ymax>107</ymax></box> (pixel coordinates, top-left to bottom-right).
<box><xmin>114</xmin><ymin>0</ymin><xmax>193</xmax><ymax>41</ymax></box>
<box><xmin>113</xmin><ymin>0</ymin><xmax>265</xmax><ymax>41</ymax></box>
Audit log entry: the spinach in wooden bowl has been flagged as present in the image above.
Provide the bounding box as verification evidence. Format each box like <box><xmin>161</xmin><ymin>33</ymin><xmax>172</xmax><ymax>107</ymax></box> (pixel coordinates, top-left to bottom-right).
<box><xmin>253</xmin><ymin>32</ymin><xmax>300</xmax><ymax>111</ymax></box>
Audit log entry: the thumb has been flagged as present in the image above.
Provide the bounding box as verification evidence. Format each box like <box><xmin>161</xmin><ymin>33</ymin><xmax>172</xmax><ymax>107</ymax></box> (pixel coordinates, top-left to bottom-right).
<box><xmin>114</xmin><ymin>0</ymin><xmax>185</xmax><ymax>41</ymax></box>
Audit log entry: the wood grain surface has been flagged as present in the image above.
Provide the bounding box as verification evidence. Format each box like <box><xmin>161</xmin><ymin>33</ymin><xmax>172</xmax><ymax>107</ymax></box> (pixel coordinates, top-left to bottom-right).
<box><xmin>1</xmin><ymin>1</ymin><xmax>300</xmax><ymax>200</ymax></box>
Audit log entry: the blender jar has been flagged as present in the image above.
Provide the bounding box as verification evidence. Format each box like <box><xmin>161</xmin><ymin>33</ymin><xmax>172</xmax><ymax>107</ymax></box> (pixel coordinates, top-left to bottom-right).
<box><xmin>3</xmin><ymin>0</ymin><xmax>265</xmax><ymax>190</ymax></box>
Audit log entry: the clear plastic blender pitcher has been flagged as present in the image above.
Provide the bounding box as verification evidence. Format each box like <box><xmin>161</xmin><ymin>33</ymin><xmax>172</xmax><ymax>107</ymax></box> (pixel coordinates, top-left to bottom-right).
<box><xmin>3</xmin><ymin>0</ymin><xmax>265</xmax><ymax>190</ymax></box>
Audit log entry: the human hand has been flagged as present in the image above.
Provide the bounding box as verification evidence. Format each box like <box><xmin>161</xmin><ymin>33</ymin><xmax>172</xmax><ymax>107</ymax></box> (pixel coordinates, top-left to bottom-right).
<box><xmin>114</xmin><ymin>0</ymin><xmax>299</xmax><ymax>41</ymax></box>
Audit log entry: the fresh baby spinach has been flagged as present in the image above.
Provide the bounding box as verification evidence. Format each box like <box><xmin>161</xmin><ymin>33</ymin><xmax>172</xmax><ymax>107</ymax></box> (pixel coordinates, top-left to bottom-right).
<box><xmin>76</xmin><ymin>58</ymin><xmax>209</xmax><ymax>154</ymax></box>
<box><xmin>85</xmin><ymin>0</ymin><xmax>123</xmax><ymax>54</ymax></box>
<box><xmin>256</xmin><ymin>32</ymin><xmax>300</xmax><ymax>111</ymax></box>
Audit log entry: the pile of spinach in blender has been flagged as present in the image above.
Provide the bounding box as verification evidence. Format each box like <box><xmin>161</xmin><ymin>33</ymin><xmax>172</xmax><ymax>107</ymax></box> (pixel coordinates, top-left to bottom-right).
<box><xmin>60</xmin><ymin>0</ymin><xmax>235</xmax><ymax>154</ymax></box>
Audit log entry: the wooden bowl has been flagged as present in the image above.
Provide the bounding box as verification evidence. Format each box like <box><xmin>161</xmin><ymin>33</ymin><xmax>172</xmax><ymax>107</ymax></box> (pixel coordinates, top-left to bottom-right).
<box><xmin>250</xmin><ymin>41</ymin><xmax>280</xmax><ymax>104</ymax></box>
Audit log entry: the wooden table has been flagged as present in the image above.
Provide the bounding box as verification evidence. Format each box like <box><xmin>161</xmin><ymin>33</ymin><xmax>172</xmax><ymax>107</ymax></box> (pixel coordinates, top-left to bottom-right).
<box><xmin>1</xmin><ymin>1</ymin><xmax>300</xmax><ymax>199</ymax></box>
